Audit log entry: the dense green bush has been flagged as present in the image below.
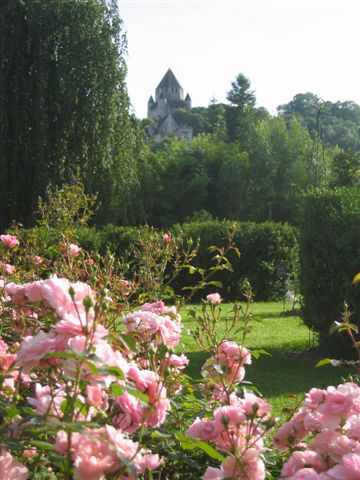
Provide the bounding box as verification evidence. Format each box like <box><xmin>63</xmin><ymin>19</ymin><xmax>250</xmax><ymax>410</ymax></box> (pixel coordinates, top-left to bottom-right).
<box><xmin>77</xmin><ymin>224</ymin><xmax>140</xmax><ymax>257</ymax></box>
<box><xmin>77</xmin><ymin>221</ymin><xmax>299</xmax><ymax>301</ymax></box>
<box><xmin>172</xmin><ymin>221</ymin><xmax>299</xmax><ymax>301</ymax></box>
<box><xmin>299</xmin><ymin>188</ymin><xmax>360</xmax><ymax>355</ymax></box>
<box><xmin>16</xmin><ymin>221</ymin><xmax>298</xmax><ymax>301</ymax></box>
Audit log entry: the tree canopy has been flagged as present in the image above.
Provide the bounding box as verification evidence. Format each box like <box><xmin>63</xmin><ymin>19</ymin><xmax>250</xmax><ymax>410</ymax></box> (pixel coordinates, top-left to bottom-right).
<box><xmin>0</xmin><ymin>0</ymin><xmax>146</xmax><ymax>228</ymax></box>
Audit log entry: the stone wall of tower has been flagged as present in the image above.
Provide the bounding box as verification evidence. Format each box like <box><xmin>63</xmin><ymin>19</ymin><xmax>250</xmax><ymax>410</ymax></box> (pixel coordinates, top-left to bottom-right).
<box><xmin>148</xmin><ymin>99</ymin><xmax>170</xmax><ymax>122</ymax></box>
<box><xmin>155</xmin><ymin>85</ymin><xmax>184</xmax><ymax>102</ymax></box>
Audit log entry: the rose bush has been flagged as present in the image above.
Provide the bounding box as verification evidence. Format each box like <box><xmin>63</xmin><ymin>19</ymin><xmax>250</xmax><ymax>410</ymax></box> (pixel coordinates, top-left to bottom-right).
<box><xmin>0</xmin><ymin>186</ymin><xmax>358</xmax><ymax>479</ymax></box>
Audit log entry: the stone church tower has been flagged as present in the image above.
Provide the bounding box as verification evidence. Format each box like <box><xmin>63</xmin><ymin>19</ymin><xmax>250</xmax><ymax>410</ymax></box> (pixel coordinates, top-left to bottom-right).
<box><xmin>147</xmin><ymin>69</ymin><xmax>193</xmax><ymax>142</ymax></box>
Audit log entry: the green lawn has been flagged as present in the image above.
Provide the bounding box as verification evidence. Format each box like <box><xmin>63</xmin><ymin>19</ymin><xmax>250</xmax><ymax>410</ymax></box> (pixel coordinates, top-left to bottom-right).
<box><xmin>179</xmin><ymin>302</ymin><xmax>351</xmax><ymax>418</ymax></box>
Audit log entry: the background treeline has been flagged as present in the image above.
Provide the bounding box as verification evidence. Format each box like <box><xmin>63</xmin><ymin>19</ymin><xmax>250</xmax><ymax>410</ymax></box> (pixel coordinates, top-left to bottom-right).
<box><xmin>1</xmin><ymin>1</ymin><xmax>360</xmax><ymax>232</ymax></box>
<box><xmin>143</xmin><ymin>76</ymin><xmax>360</xmax><ymax>227</ymax></box>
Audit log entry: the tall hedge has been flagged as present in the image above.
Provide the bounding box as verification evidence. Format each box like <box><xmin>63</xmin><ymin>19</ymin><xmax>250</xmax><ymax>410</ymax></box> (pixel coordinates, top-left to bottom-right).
<box><xmin>172</xmin><ymin>221</ymin><xmax>299</xmax><ymax>301</ymax></box>
<box><xmin>0</xmin><ymin>0</ymin><xmax>145</xmax><ymax>228</ymax></box>
<box><xmin>17</xmin><ymin>221</ymin><xmax>298</xmax><ymax>301</ymax></box>
<box><xmin>299</xmin><ymin>188</ymin><xmax>360</xmax><ymax>355</ymax></box>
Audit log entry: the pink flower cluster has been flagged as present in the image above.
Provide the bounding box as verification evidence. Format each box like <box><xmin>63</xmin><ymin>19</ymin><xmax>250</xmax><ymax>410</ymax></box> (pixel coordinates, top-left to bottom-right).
<box><xmin>274</xmin><ymin>382</ymin><xmax>360</xmax><ymax>479</ymax></box>
<box><xmin>203</xmin><ymin>341</ymin><xmax>252</xmax><ymax>392</ymax></box>
<box><xmin>124</xmin><ymin>300</ymin><xmax>181</xmax><ymax>348</ymax></box>
<box><xmin>0</xmin><ymin>276</ymin><xmax>183</xmax><ymax>478</ymax></box>
<box><xmin>55</xmin><ymin>426</ymin><xmax>161</xmax><ymax>480</ymax></box>
<box><xmin>187</xmin><ymin>392</ymin><xmax>271</xmax><ymax>479</ymax></box>
<box><xmin>113</xmin><ymin>366</ymin><xmax>171</xmax><ymax>432</ymax></box>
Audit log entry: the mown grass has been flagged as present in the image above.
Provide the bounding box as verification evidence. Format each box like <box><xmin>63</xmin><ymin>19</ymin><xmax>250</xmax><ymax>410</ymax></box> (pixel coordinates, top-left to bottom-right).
<box><xmin>179</xmin><ymin>302</ymin><xmax>351</xmax><ymax>418</ymax></box>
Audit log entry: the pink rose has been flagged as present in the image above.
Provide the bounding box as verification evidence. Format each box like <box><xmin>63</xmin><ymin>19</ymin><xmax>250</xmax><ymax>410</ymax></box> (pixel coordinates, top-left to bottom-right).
<box><xmin>203</xmin><ymin>467</ymin><xmax>224</xmax><ymax>479</ymax></box>
<box><xmin>345</xmin><ymin>415</ymin><xmax>360</xmax><ymax>440</ymax></box>
<box><xmin>0</xmin><ymin>234</ymin><xmax>19</xmax><ymax>248</ymax></box>
<box><xmin>0</xmin><ymin>449</ymin><xmax>28</xmax><ymax>479</ymax></box>
<box><xmin>25</xmin><ymin>280</ymin><xmax>44</xmax><ymax>302</ymax></box>
<box><xmin>322</xmin><ymin>391</ymin><xmax>352</xmax><ymax>417</ymax></box>
<box><xmin>27</xmin><ymin>383</ymin><xmax>66</xmax><ymax>416</ymax></box>
<box><xmin>217</xmin><ymin>341</ymin><xmax>252</xmax><ymax>366</ymax></box>
<box><xmin>305</xmin><ymin>388</ymin><xmax>326</xmax><ymax>409</ymax></box>
<box><xmin>164</xmin><ymin>353</ymin><xmax>189</xmax><ymax>369</ymax></box>
<box><xmin>206</xmin><ymin>293</ymin><xmax>222</xmax><ymax>304</ymax></box>
<box><xmin>326</xmin><ymin>452</ymin><xmax>360</xmax><ymax>480</ymax></box>
<box><xmin>312</xmin><ymin>431</ymin><xmax>354</xmax><ymax>463</ymax></box>
<box><xmin>222</xmin><ymin>450</ymin><xmax>265</xmax><ymax>480</ymax></box>
<box><xmin>1</xmin><ymin>263</ymin><xmax>15</xmax><ymax>274</ymax></box>
<box><xmin>113</xmin><ymin>393</ymin><xmax>144</xmax><ymax>433</ymax></box>
<box><xmin>186</xmin><ymin>417</ymin><xmax>217</xmax><ymax>442</ymax></box>
<box><xmin>32</xmin><ymin>255</ymin><xmax>44</xmax><ymax>265</ymax></box>
<box><xmin>86</xmin><ymin>385</ymin><xmax>105</xmax><ymax>408</ymax></box>
<box><xmin>273</xmin><ymin>421</ymin><xmax>305</xmax><ymax>451</ymax></box>
<box><xmin>135</xmin><ymin>453</ymin><xmax>162</xmax><ymax>474</ymax></box>
<box><xmin>66</xmin><ymin>243</ymin><xmax>82</xmax><ymax>257</ymax></box>
<box><xmin>240</xmin><ymin>392</ymin><xmax>271</xmax><ymax>418</ymax></box>
<box><xmin>162</xmin><ymin>233</ymin><xmax>171</xmax><ymax>242</ymax></box>
<box><xmin>291</xmin><ymin>468</ymin><xmax>321</xmax><ymax>479</ymax></box>
<box><xmin>282</xmin><ymin>450</ymin><xmax>326</xmax><ymax>477</ymax></box>
<box><xmin>0</xmin><ymin>338</ymin><xmax>16</xmax><ymax>370</ymax></box>
<box><xmin>16</xmin><ymin>331</ymin><xmax>65</xmax><ymax>372</ymax></box>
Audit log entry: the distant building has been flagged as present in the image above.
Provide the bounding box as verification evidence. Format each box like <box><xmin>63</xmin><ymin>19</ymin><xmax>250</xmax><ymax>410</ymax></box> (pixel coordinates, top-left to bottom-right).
<box><xmin>147</xmin><ymin>69</ymin><xmax>193</xmax><ymax>142</ymax></box>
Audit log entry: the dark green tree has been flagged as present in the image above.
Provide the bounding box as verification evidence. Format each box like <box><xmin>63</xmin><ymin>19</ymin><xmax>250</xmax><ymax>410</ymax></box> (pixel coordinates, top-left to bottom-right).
<box><xmin>0</xmin><ymin>0</ymin><xmax>144</xmax><ymax>228</ymax></box>
<box><xmin>332</xmin><ymin>149</ymin><xmax>360</xmax><ymax>186</ymax></box>
<box><xmin>225</xmin><ymin>73</ymin><xmax>257</xmax><ymax>145</ymax></box>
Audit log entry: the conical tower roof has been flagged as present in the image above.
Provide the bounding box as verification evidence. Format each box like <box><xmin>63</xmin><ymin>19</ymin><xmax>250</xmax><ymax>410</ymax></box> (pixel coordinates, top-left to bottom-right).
<box><xmin>157</xmin><ymin>68</ymin><xmax>183</xmax><ymax>90</ymax></box>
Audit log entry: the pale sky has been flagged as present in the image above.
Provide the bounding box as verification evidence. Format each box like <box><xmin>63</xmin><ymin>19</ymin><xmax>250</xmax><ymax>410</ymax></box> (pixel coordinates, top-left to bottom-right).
<box><xmin>118</xmin><ymin>0</ymin><xmax>360</xmax><ymax>119</ymax></box>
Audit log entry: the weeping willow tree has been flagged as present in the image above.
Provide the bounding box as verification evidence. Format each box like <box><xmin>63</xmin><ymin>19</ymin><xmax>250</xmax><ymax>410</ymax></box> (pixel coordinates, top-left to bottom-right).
<box><xmin>0</xmin><ymin>0</ymin><xmax>146</xmax><ymax>228</ymax></box>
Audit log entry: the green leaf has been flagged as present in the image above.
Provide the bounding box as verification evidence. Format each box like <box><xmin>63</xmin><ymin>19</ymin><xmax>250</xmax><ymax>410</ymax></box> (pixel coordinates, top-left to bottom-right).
<box><xmin>347</xmin><ymin>323</ymin><xmax>359</xmax><ymax>334</ymax></box>
<box><xmin>150</xmin><ymin>430</ymin><xmax>172</xmax><ymax>439</ymax></box>
<box><xmin>251</xmin><ymin>349</ymin><xmax>271</xmax><ymax>359</ymax></box>
<box><xmin>177</xmin><ymin>434</ymin><xmax>224</xmax><ymax>461</ymax></box>
<box><xmin>110</xmin><ymin>383</ymin><xmax>124</xmax><ymax>396</ymax></box>
<box><xmin>119</xmin><ymin>334</ymin><xmax>137</xmax><ymax>353</ymax></box>
<box><xmin>213</xmin><ymin>364</ymin><xmax>225</xmax><ymax>374</ymax></box>
<box><xmin>126</xmin><ymin>386</ymin><xmax>149</xmax><ymax>404</ymax></box>
<box><xmin>60</xmin><ymin>399</ymin><xmax>70</xmax><ymax>415</ymax></box>
<box><xmin>97</xmin><ymin>366</ymin><xmax>125</xmax><ymax>380</ymax></box>
<box><xmin>315</xmin><ymin>358</ymin><xmax>332</xmax><ymax>368</ymax></box>
<box><xmin>31</xmin><ymin>441</ymin><xmax>54</xmax><ymax>451</ymax></box>
<box><xmin>352</xmin><ymin>272</ymin><xmax>360</xmax><ymax>284</ymax></box>
<box><xmin>5</xmin><ymin>405</ymin><xmax>19</xmax><ymax>419</ymax></box>
<box><xmin>329</xmin><ymin>321</ymin><xmax>342</xmax><ymax>335</ymax></box>
<box><xmin>207</xmin><ymin>280</ymin><xmax>223</xmax><ymax>288</ymax></box>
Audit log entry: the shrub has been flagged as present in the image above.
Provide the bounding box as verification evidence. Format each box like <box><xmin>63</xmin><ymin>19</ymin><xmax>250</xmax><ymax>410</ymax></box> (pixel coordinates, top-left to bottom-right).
<box><xmin>299</xmin><ymin>187</ymin><xmax>360</xmax><ymax>356</ymax></box>
<box><xmin>172</xmin><ymin>221</ymin><xmax>299</xmax><ymax>301</ymax></box>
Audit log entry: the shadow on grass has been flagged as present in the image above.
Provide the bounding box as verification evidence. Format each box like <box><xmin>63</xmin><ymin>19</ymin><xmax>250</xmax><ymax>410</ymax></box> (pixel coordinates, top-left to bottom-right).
<box><xmin>251</xmin><ymin>310</ymin><xmax>289</xmax><ymax>319</ymax></box>
<box><xmin>184</xmin><ymin>348</ymin><xmax>351</xmax><ymax>399</ymax></box>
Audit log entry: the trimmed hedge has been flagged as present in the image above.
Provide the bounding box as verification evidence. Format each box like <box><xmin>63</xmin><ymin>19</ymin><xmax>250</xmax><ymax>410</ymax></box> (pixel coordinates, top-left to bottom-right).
<box><xmin>299</xmin><ymin>188</ymin><xmax>360</xmax><ymax>356</ymax></box>
<box><xmin>171</xmin><ymin>221</ymin><xmax>299</xmax><ymax>301</ymax></box>
<box><xmin>15</xmin><ymin>221</ymin><xmax>299</xmax><ymax>301</ymax></box>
